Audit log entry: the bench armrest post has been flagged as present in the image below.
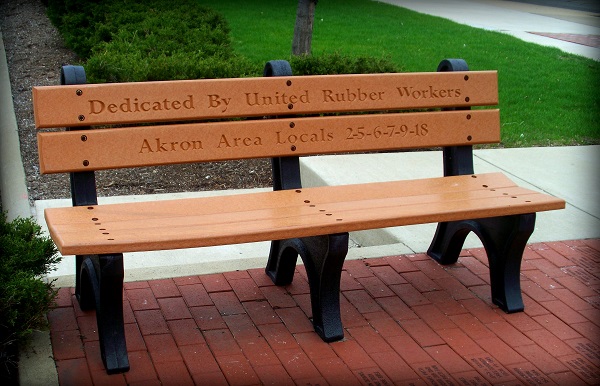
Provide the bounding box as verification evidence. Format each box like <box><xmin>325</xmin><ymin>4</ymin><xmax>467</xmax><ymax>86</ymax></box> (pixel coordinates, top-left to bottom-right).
<box><xmin>263</xmin><ymin>60</ymin><xmax>301</xmax><ymax>191</ymax></box>
<box><xmin>61</xmin><ymin>65</ymin><xmax>98</xmax><ymax>206</ymax></box>
<box><xmin>272</xmin><ymin>157</ymin><xmax>302</xmax><ymax>190</ymax></box>
<box><xmin>442</xmin><ymin>146</ymin><xmax>474</xmax><ymax>176</ymax></box>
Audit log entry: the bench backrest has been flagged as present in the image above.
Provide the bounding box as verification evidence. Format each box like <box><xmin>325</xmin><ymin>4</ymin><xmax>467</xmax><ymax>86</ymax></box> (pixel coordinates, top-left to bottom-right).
<box><xmin>33</xmin><ymin>59</ymin><xmax>498</xmax><ymax>202</ymax></box>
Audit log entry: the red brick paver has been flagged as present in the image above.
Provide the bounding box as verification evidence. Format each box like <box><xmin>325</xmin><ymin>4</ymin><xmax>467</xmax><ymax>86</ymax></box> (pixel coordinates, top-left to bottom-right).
<box><xmin>49</xmin><ymin>239</ymin><xmax>600</xmax><ymax>385</ymax></box>
<box><xmin>528</xmin><ymin>32</ymin><xmax>600</xmax><ymax>48</ymax></box>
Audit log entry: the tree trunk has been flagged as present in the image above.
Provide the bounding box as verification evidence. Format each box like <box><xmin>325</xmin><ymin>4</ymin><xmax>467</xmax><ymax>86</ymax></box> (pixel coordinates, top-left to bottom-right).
<box><xmin>292</xmin><ymin>0</ymin><xmax>317</xmax><ymax>56</ymax></box>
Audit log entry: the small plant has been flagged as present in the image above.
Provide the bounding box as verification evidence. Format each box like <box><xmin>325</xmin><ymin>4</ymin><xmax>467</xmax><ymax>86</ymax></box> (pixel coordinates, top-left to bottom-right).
<box><xmin>0</xmin><ymin>208</ymin><xmax>60</xmax><ymax>383</ymax></box>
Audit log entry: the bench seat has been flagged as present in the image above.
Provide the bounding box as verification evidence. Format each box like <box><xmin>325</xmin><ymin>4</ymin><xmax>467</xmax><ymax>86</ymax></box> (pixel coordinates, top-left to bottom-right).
<box><xmin>46</xmin><ymin>172</ymin><xmax>564</xmax><ymax>256</ymax></box>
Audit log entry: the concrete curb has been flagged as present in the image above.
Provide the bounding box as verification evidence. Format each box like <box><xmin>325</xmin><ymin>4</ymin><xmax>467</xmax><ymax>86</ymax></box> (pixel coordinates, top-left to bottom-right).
<box><xmin>1</xmin><ymin>32</ymin><xmax>59</xmax><ymax>386</ymax></box>
<box><xmin>0</xmin><ymin>32</ymin><xmax>32</xmax><ymax>220</ymax></box>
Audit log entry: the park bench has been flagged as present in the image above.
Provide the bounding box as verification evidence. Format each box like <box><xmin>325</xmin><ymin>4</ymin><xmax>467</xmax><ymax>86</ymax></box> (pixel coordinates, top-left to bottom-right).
<box><xmin>33</xmin><ymin>59</ymin><xmax>565</xmax><ymax>374</ymax></box>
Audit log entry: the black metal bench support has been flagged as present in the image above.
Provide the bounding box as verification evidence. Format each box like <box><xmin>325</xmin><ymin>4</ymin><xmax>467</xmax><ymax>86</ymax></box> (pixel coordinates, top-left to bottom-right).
<box><xmin>264</xmin><ymin>59</ymin><xmax>350</xmax><ymax>342</ymax></box>
<box><xmin>63</xmin><ymin>65</ymin><xmax>130</xmax><ymax>374</ymax></box>
<box><xmin>266</xmin><ymin>234</ymin><xmax>349</xmax><ymax>342</ymax></box>
<box><xmin>78</xmin><ymin>254</ymin><xmax>129</xmax><ymax>373</ymax></box>
<box><xmin>427</xmin><ymin>214</ymin><xmax>535</xmax><ymax>312</ymax></box>
<box><xmin>428</xmin><ymin>58</ymin><xmax>535</xmax><ymax>313</ymax></box>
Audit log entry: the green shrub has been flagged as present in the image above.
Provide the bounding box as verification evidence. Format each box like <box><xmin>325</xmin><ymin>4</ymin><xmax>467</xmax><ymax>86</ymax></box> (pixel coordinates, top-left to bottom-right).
<box><xmin>46</xmin><ymin>1</ymin><xmax>402</xmax><ymax>83</ymax></box>
<box><xmin>47</xmin><ymin>0</ymin><xmax>232</xmax><ymax>58</ymax></box>
<box><xmin>85</xmin><ymin>50</ymin><xmax>260</xmax><ymax>83</ymax></box>
<box><xmin>0</xmin><ymin>209</ymin><xmax>60</xmax><ymax>376</ymax></box>
<box><xmin>47</xmin><ymin>0</ymin><xmax>254</xmax><ymax>82</ymax></box>
<box><xmin>290</xmin><ymin>52</ymin><xmax>401</xmax><ymax>75</ymax></box>
<box><xmin>46</xmin><ymin>0</ymin><xmax>105</xmax><ymax>58</ymax></box>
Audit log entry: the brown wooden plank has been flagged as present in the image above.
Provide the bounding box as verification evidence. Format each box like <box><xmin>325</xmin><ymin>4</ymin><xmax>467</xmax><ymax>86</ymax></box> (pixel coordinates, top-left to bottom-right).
<box><xmin>44</xmin><ymin>173</ymin><xmax>565</xmax><ymax>255</ymax></box>
<box><xmin>33</xmin><ymin>71</ymin><xmax>498</xmax><ymax>128</ymax></box>
<box><xmin>37</xmin><ymin>109</ymin><xmax>499</xmax><ymax>173</ymax></box>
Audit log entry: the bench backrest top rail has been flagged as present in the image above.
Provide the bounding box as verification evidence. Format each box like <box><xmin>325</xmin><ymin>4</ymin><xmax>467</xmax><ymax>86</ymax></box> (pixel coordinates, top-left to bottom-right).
<box><xmin>38</xmin><ymin>109</ymin><xmax>499</xmax><ymax>174</ymax></box>
<box><xmin>33</xmin><ymin>71</ymin><xmax>498</xmax><ymax>128</ymax></box>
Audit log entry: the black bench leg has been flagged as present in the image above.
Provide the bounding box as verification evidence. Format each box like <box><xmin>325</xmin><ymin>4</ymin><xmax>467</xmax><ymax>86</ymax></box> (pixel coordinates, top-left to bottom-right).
<box><xmin>266</xmin><ymin>240</ymin><xmax>298</xmax><ymax>286</ymax></box>
<box><xmin>77</xmin><ymin>254</ymin><xmax>130</xmax><ymax>374</ymax></box>
<box><xmin>266</xmin><ymin>233</ymin><xmax>349</xmax><ymax>342</ymax></box>
<box><xmin>427</xmin><ymin>213</ymin><xmax>536</xmax><ymax>313</ymax></box>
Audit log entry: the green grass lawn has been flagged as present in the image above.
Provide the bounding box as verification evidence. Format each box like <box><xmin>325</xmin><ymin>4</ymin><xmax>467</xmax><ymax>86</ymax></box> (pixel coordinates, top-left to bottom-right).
<box><xmin>200</xmin><ymin>0</ymin><xmax>600</xmax><ymax>147</ymax></box>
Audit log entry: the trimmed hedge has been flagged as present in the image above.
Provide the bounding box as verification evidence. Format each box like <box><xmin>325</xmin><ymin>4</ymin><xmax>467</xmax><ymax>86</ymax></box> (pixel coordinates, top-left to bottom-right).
<box><xmin>47</xmin><ymin>0</ymin><xmax>257</xmax><ymax>82</ymax></box>
<box><xmin>0</xmin><ymin>209</ymin><xmax>60</xmax><ymax>381</ymax></box>
<box><xmin>291</xmin><ymin>52</ymin><xmax>400</xmax><ymax>75</ymax></box>
<box><xmin>47</xmin><ymin>0</ymin><xmax>400</xmax><ymax>82</ymax></box>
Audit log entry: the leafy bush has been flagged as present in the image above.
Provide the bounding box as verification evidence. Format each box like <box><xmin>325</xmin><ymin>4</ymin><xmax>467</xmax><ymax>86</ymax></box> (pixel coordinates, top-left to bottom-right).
<box><xmin>47</xmin><ymin>0</ymin><xmax>232</xmax><ymax>58</ymax></box>
<box><xmin>47</xmin><ymin>0</ymin><xmax>401</xmax><ymax>83</ymax></box>
<box><xmin>290</xmin><ymin>52</ymin><xmax>401</xmax><ymax>75</ymax></box>
<box><xmin>85</xmin><ymin>51</ymin><xmax>259</xmax><ymax>83</ymax></box>
<box><xmin>0</xmin><ymin>209</ymin><xmax>60</xmax><ymax>379</ymax></box>
<box><xmin>47</xmin><ymin>0</ymin><xmax>255</xmax><ymax>82</ymax></box>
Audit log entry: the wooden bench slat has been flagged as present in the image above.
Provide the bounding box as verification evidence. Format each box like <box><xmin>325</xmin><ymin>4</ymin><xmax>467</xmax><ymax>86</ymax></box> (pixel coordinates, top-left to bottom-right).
<box><xmin>37</xmin><ymin>109</ymin><xmax>500</xmax><ymax>173</ymax></box>
<box><xmin>44</xmin><ymin>173</ymin><xmax>565</xmax><ymax>255</ymax></box>
<box><xmin>44</xmin><ymin>172</ymin><xmax>518</xmax><ymax>224</ymax></box>
<box><xmin>33</xmin><ymin>71</ymin><xmax>498</xmax><ymax>128</ymax></box>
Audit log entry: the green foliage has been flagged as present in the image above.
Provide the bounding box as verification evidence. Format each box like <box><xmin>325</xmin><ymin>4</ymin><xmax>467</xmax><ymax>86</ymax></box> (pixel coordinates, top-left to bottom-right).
<box><xmin>46</xmin><ymin>0</ymin><xmax>401</xmax><ymax>82</ymax></box>
<box><xmin>85</xmin><ymin>51</ymin><xmax>259</xmax><ymax>83</ymax></box>
<box><xmin>46</xmin><ymin>0</ymin><xmax>256</xmax><ymax>82</ymax></box>
<box><xmin>47</xmin><ymin>0</ymin><xmax>231</xmax><ymax>59</ymax></box>
<box><xmin>0</xmin><ymin>209</ymin><xmax>60</xmax><ymax>353</ymax></box>
<box><xmin>290</xmin><ymin>52</ymin><xmax>401</xmax><ymax>75</ymax></box>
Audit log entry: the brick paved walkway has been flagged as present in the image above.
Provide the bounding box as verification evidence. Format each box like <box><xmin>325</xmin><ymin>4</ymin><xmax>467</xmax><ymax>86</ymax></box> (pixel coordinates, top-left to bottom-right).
<box><xmin>528</xmin><ymin>32</ymin><xmax>600</xmax><ymax>48</ymax></box>
<box><xmin>48</xmin><ymin>239</ymin><xmax>600</xmax><ymax>385</ymax></box>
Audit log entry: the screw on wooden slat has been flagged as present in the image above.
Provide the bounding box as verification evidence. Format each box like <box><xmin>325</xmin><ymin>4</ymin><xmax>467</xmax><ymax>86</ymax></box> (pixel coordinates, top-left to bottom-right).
<box><xmin>78</xmin><ymin>115</ymin><xmax>85</xmax><ymax>121</ymax></box>
<box><xmin>76</xmin><ymin>89</ymin><xmax>83</xmax><ymax>96</ymax></box>
<box><xmin>81</xmin><ymin>135</ymin><xmax>88</xmax><ymax>142</ymax></box>
<box><xmin>83</xmin><ymin>160</ymin><xmax>89</xmax><ymax>167</ymax></box>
